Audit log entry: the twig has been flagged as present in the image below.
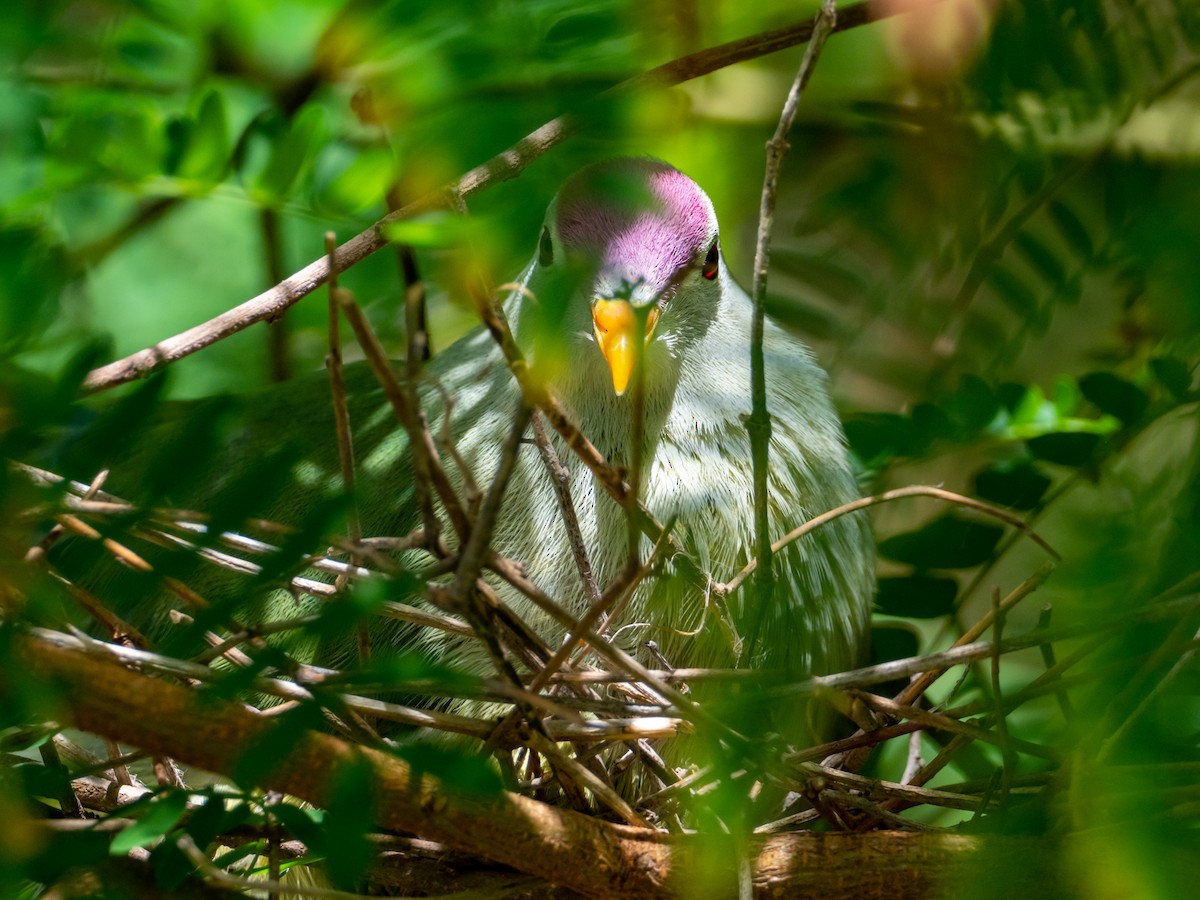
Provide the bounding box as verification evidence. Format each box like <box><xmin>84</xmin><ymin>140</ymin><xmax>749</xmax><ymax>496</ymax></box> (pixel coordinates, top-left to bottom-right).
<box><xmin>447</xmin><ymin>403</ymin><xmax>539</xmax><ymax>711</ymax></box>
<box><xmin>336</xmin><ymin>288</ymin><xmax>470</xmax><ymax>541</ymax></box>
<box><xmin>324</xmin><ymin>233</ymin><xmax>363</xmax><ymax>569</ymax></box>
<box><xmin>747</xmin><ymin>0</ymin><xmax>840</xmax><ymax>643</ymax></box>
<box><xmin>989</xmin><ymin>587</ymin><xmax>1016</xmax><ymax>809</ymax></box>
<box><xmin>531</xmin><ymin>412</ymin><xmax>602</xmax><ymax>606</ymax></box>
<box><xmin>722</xmin><ymin>485</ymin><xmax>1059</xmax><ymax>593</ymax></box>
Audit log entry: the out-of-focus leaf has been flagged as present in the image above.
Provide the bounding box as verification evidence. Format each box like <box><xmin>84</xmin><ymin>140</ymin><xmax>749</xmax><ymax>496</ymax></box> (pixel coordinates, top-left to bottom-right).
<box><xmin>1027</xmin><ymin>431</ymin><xmax>1102</xmax><ymax>466</ymax></box>
<box><xmin>109</xmin><ymin>791</ymin><xmax>189</xmax><ymax>855</ymax></box>
<box><xmin>869</xmin><ymin>624</ymin><xmax>920</xmax><ymax>663</ymax></box>
<box><xmin>401</xmin><ymin>743</ymin><xmax>503</xmax><ymax>798</ymax></box>
<box><xmin>1015</xmin><ymin>230</ymin><xmax>1066</xmax><ymax>287</ymax></box>
<box><xmin>868</xmin><ymin>624</ymin><xmax>921</xmax><ymax>696</ymax></box>
<box><xmin>380</xmin><ymin>213</ymin><xmax>470</xmax><ymax>249</ymax></box>
<box><xmin>266</xmin><ymin>800</ymin><xmax>324</xmax><ymax>848</ymax></box>
<box><xmin>1052</xmin><ymin>376</ymin><xmax>1081</xmax><ymax>416</ymax></box>
<box><xmin>150</xmin><ymin>838</ymin><xmax>192</xmax><ymax>890</ymax></box>
<box><xmin>875</xmin><ymin>574</ymin><xmax>958</xmax><ymax>618</ymax></box>
<box><xmin>182</xmin><ymin>792</ymin><xmax>247</xmax><ymax>850</ymax></box>
<box><xmin>911</xmin><ymin>402</ymin><xmax>955</xmax><ymax>445</ymax></box>
<box><xmin>844</xmin><ymin>413</ymin><xmax>918</xmax><ymax>465</ymax></box>
<box><xmin>233</xmin><ymin>704</ymin><xmax>327</xmax><ymax>788</ymax></box>
<box><xmin>321</xmin><ymin>756</ymin><xmax>376</xmax><ymax>889</ymax></box>
<box><xmin>878</xmin><ymin>515</ymin><xmax>1005</xmax><ymax>569</ymax></box>
<box><xmin>1150</xmin><ymin>356</ymin><xmax>1192</xmax><ymax>399</ymax></box>
<box><xmin>252</xmin><ymin>105</ymin><xmax>325</xmax><ymax>203</ymax></box>
<box><xmin>997</xmin><ymin>381</ymin><xmax>1028</xmax><ymax>413</ymax></box>
<box><xmin>942</xmin><ymin>375</ymin><xmax>1001</xmax><ymax>433</ymax></box>
<box><xmin>1048</xmin><ymin>199</ymin><xmax>1094</xmax><ymax>260</ymax></box>
<box><xmin>974</xmin><ymin>461</ymin><xmax>1052</xmax><ymax>509</ymax></box>
<box><xmin>0</xmin><ymin>227</ymin><xmax>69</xmax><ymax>351</ymax></box>
<box><xmin>171</xmin><ymin>89</ymin><xmax>229</xmax><ymax>184</ymax></box>
<box><xmin>988</xmin><ymin>264</ymin><xmax>1039</xmax><ymax>318</ymax></box>
<box><xmin>1079</xmin><ymin>372</ymin><xmax>1148</xmax><ymax>425</ymax></box>
<box><xmin>315</xmin><ymin>145</ymin><xmax>396</xmax><ymax>215</ymax></box>
<box><xmin>1009</xmin><ymin>384</ymin><xmax>1057</xmax><ymax>430</ymax></box>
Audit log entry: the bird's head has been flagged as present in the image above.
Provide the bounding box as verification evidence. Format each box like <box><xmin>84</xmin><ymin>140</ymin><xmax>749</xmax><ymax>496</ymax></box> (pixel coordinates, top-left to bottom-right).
<box><xmin>527</xmin><ymin>158</ymin><xmax>724</xmax><ymax>397</ymax></box>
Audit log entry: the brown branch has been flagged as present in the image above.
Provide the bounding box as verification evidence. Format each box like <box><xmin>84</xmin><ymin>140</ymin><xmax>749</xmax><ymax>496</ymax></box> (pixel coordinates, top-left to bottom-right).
<box><xmin>722</xmin><ymin>485</ymin><xmax>1059</xmax><ymax>594</ymax></box>
<box><xmin>19</xmin><ymin>628</ymin><xmax>1060</xmax><ymax>899</ymax></box>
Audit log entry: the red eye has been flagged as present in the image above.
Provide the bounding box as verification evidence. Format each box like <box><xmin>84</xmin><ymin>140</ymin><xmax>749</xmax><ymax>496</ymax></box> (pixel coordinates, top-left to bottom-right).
<box><xmin>701</xmin><ymin>240</ymin><xmax>719</xmax><ymax>280</ymax></box>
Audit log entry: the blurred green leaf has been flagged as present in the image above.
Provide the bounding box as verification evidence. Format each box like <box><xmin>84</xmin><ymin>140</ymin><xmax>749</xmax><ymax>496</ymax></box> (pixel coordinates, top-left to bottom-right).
<box><xmin>1079</xmin><ymin>372</ymin><xmax>1148</xmax><ymax>425</ymax></box>
<box><xmin>266</xmin><ymin>800</ymin><xmax>324</xmax><ymax>848</ymax></box>
<box><xmin>321</xmin><ymin>755</ymin><xmax>376</xmax><ymax>889</ymax></box>
<box><xmin>845</xmin><ymin>413</ymin><xmax>918</xmax><ymax>465</ymax></box>
<box><xmin>380</xmin><ymin>212</ymin><xmax>470</xmax><ymax>249</ymax></box>
<box><xmin>315</xmin><ymin>145</ymin><xmax>396</xmax><ymax>216</ymax></box>
<box><xmin>250</xmin><ymin>105</ymin><xmax>325</xmax><ymax>204</ymax></box>
<box><xmin>974</xmin><ymin>461</ymin><xmax>1052</xmax><ymax>509</ymax></box>
<box><xmin>1047</xmin><ymin>199</ymin><xmax>1094</xmax><ymax>261</ymax></box>
<box><xmin>875</xmin><ymin>574</ymin><xmax>958</xmax><ymax>618</ymax></box>
<box><xmin>878</xmin><ymin>515</ymin><xmax>1005</xmax><ymax>569</ymax></box>
<box><xmin>868</xmin><ymin>624</ymin><xmax>921</xmax><ymax>696</ymax></box>
<box><xmin>109</xmin><ymin>791</ymin><xmax>189</xmax><ymax>855</ymax></box>
<box><xmin>1015</xmin><ymin>230</ymin><xmax>1066</xmax><ymax>287</ymax></box>
<box><xmin>401</xmin><ymin>743</ymin><xmax>503</xmax><ymax>798</ymax></box>
<box><xmin>1027</xmin><ymin>431</ymin><xmax>1102</xmax><ymax>466</ymax></box>
<box><xmin>943</xmin><ymin>375</ymin><xmax>1001</xmax><ymax>434</ymax></box>
<box><xmin>1150</xmin><ymin>356</ymin><xmax>1192</xmax><ymax>399</ymax></box>
<box><xmin>170</xmin><ymin>89</ymin><xmax>230</xmax><ymax>185</ymax></box>
<box><xmin>1051</xmin><ymin>376</ymin><xmax>1081</xmax><ymax>416</ymax></box>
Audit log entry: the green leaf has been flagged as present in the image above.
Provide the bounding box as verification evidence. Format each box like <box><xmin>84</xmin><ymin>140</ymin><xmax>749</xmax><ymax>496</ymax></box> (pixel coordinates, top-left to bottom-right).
<box><xmin>150</xmin><ymin>838</ymin><xmax>193</xmax><ymax>891</ymax></box>
<box><xmin>1006</xmin><ymin>383</ymin><xmax>1060</xmax><ymax>433</ymax></box>
<box><xmin>400</xmin><ymin>743</ymin><xmax>503</xmax><ymax>797</ymax></box>
<box><xmin>869</xmin><ymin>624</ymin><xmax>920</xmax><ymax>663</ymax></box>
<box><xmin>110</xmin><ymin>791</ymin><xmax>190</xmax><ymax>855</ymax></box>
<box><xmin>974</xmin><ymin>462</ymin><xmax>1052</xmax><ymax>510</ymax></box>
<box><xmin>1048</xmin><ymin>199</ymin><xmax>1094</xmax><ymax>260</ymax></box>
<box><xmin>943</xmin><ymin>375</ymin><xmax>1001</xmax><ymax>433</ymax></box>
<box><xmin>254</xmin><ymin>105</ymin><xmax>325</xmax><ymax>203</ymax></box>
<box><xmin>878</xmin><ymin>515</ymin><xmax>1005</xmax><ymax>569</ymax></box>
<box><xmin>1015</xmin><ymin>230</ymin><xmax>1066</xmax><ymax>287</ymax></box>
<box><xmin>266</xmin><ymin>801</ymin><xmax>324</xmax><ymax>848</ymax></box>
<box><xmin>844</xmin><ymin>413</ymin><xmax>918</xmax><ymax>465</ymax></box>
<box><xmin>875</xmin><ymin>575</ymin><xmax>959</xmax><ymax>618</ymax></box>
<box><xmin>988</xmin><ymin>265</ymin><xmax>1039</xmax><ymax>318</ymax></box>
<box><xmin>173</xmin><ymin>89</ymin><xmax>229</xmax><ymax>184</ymax></box>
<box><xmin>321</xmin><ymin>756</ymin><xmax>377</xmax><ymax>890</ymax></box>
<box><xmin>233</xmin><ymin>703</ymin><xmax>327</xmax><ymax>788</ymax></box>
<box><xmin>1052</xmin><ymin>376</ymin><xmax>1081</xmax><ymax>416</ymax></box>
<box><xmin>910</xmin><ymin>402</ymin><xmax>954</xmax><ymax>446</ymax></box>
<box><xmin>1027</xmin><ymin>432</ymin><xmax>1102</xmax><ymax>466</ymax></box>
<box><xmin>1079</xmin><ymin>372</ymin><xmax>1148</xmax><ymax>424</ymax></box>
<box><xmin>315</xmin><ymin>146</ymin><xmax>396</xmax><ymax>215</ymax></box>
<box><xmin>1149</xmin><ymin>356</ymin><xmax>1192</xmax><ymax>400</ymax></box>
<box><xmin>380</xmin><ymin>212</ymin><xmax>470</xmax><ymax>249</ymax></box>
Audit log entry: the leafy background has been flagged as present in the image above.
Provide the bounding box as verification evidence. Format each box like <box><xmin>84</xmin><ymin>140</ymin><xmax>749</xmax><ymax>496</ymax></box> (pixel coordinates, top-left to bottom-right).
<box><xmin>2</xmin><ymin>0</ymin><xmax>1199</xmax><ymax>896</ymax></box>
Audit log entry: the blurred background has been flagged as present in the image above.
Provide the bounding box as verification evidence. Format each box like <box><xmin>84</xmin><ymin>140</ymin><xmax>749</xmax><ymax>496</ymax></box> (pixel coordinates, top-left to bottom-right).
<box><xmin>2</xmin><ymin>0</ymin><xmax>1199</xmax><ymax>896</ymax></box>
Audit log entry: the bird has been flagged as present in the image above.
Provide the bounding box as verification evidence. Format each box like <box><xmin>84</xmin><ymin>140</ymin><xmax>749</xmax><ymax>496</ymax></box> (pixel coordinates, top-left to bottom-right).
<box><xmin>54</xmin><ymin>157</ymin><xmax>873</xmax><ymax>757</ymax></box>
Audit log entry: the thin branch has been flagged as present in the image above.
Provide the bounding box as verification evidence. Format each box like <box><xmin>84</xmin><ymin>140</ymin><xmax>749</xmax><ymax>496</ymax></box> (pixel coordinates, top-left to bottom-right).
<box><xmin>747</xmin><ymin>0</ymin><xmax>840</xmax><ymax>644</ymax></box>
<box><xmin>324</xmin><ymin>232</ymin><xmax>362</xmax><ymax>552</ymax></box>
<box><xmin>722</xmin><ymin>485</ymin><xmax>1059</xmax><ymax>593</ymax></box>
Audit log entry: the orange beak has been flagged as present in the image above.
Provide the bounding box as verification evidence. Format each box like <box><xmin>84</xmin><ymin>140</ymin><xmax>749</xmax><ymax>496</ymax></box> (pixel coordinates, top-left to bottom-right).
<box><xmin>591</xmin><ymin>300</ymin><xmax>660</xmax><ymax>396</ymax></box>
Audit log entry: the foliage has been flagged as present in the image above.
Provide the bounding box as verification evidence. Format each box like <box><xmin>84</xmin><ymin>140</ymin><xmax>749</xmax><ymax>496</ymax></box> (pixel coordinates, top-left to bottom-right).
<box><xmin>2</xmin><ymin>0</ymin><xmax>1199</xmax><ymax>896</ymax></box>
